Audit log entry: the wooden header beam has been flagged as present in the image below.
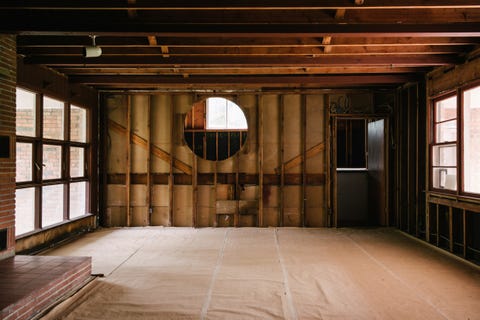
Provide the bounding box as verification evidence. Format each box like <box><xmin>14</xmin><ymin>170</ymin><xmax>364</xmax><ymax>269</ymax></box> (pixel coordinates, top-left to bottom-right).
<box><xmin>2</xmin><ymin>0</ymin><xmax>480</xmax><ymax>10</ymax></box>
<box><xmin>70</xmin><ymin>74</ymin><xmax>421</xmax><ymax>86</ymax></box>
<box><xmin>24</xmin><ymin>54</ymin><xmax>459</xmax><ymax>66</ymax></box>
<box><xmin>17</xmin><ymin>36</ymin><xmax>480</xmax><ymax>48</ymax></box>
<box><xmin>4</xmin><ymin>22</ymin><xmax>480</xmax><ymax>37</ymax></box>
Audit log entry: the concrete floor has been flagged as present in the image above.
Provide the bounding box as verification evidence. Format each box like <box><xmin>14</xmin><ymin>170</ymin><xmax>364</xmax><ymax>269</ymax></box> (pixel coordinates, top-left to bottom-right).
<box><xmin>41</xmin><ymin>227</ymin><xmax>480</xmax><ymax>320</ymax></box>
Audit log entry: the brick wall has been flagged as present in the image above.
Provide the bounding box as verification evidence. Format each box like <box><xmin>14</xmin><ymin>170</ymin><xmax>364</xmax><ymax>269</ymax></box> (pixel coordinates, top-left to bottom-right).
<box><xmin>0</xmin><ymin>35</ymin><xmax>16</xmax><ymax>260</ymax></box>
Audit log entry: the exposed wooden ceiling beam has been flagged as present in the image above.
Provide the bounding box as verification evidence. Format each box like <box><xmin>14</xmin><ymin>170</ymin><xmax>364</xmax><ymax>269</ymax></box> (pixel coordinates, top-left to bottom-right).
<box><xmin>23</xmin><ymin>54</ymin><xmax>459</xmax><ymax>67</ymax></box>
<box><xmin>5</xmin><ymin>9</ymin><xmax>480</xmax><ymax>25</ymax></box>
<box><xmin>69</xmin><ymin>74</ymin><xmax>421</xmax><ymax>86</ymax></box>
<box><xmin>17</xmin><ymin>36</ymin><xmax>480</xmax><ymax>48</ymax></box>
<box><xmin>7</xmin><ymin>21</ymin><xmax>480</xmax><ymax>38</ymax></box>
<box><xmin>4</xmin><ymin>21</ymin><xmax>480</xmax><ymax>37</ymax></box>
<box><xmin>2</xmin><ymin>0</ymin><xmax>480</xmax><ymax>10</ymax></box>
<box><xmin>18</xmin><ymin>45</ymin><xmax>467</xmax><ymax>56</ymax></box>
<box><xmin>56</xmin><ymin>66</ymin><xmax>430</xmax><ymax>76</ymax></box>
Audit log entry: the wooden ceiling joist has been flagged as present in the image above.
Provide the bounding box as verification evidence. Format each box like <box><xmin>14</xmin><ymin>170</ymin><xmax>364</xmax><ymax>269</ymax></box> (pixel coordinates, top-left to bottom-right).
<box><xmin>16</xmin><ymin>36</ymin><xmax>480</xmax><ymax>48</ymax></box>
<box><xmin>7</xmin><ymin>2</ymin><xmax>480</xmax><ymax>89</ymax></box>
<box><xmin>5</xmin><ymin>22</ymin><xmax>480</xmax><ymax>37</ymax></box>
<box><xmin>23</xmin><ymin>54</ymin><xmax>459</xmax><ymax>67</ymax></box>
<box><xmin>2</xmin><ymin>0</ymin><xmax>480</xmax><ymax>10</ymax></box>
<box><xmin>55</xmin><ymin>66</ymin><xmax>430</xmax><ymax>76</ymax></box>
<box><xmin>69</xmin><ymin>74</ymin><xmax>420</xmax><ymax>86</ymax></box>
<box><xmin>17</xmin><ymin>45</ymin><xmax>467</xmax><ymax>56</ymax></box>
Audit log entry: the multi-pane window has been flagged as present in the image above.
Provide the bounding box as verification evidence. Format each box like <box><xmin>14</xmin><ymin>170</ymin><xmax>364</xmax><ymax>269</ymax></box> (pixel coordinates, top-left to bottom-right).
<box><xmin>430</xmin><ymin>83</ymin><xmax>480</xmax><ymax>196</ymax></box>
<box><xmin>15</xmin><ymin>88</ymin><xmax>90</xmax><ymax>237</ymax></box>
<box><xmin>463</xmin><ymin>86</ymin><xmax>480</xmax><ymax>194</ymax></box>
<box><xmin>432</xmin><ymin>95</ymin><xmax>457</xmax><ymax>191</ymax></box>
<box><xmin>206</xmin><ymin>97</ymin><xmax>248</xmax><ymax>130</ymax></box>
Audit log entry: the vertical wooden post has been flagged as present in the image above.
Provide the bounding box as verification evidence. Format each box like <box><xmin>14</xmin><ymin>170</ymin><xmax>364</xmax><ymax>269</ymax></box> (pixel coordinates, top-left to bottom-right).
<box><xmin>146</xmin><ymin>95</ymin><xmax>152</xmax><ymax>226</ymax></box>
<box><xmin>463</xmin><ymin>209</ymin><xmax>467</xmax><ymax>258</ymax></box>
<box><xmin>415</xmin><ymin>85</ymin><xmax>420</xmax><ymax>237</ymax></box>
<box><xmin>332</xmin><ymin>117</ymin><xmax>338</xmax><ymax>228</ymax></box>
<box><xmin>394</xmin><ymin>91</ymin><xmax>399</xmax><ymax>228</ymax></box>
<box><xmin>169</xmin><ymin>95</ymin><xmax>175</xmax><ymax>226</ymax></box>
<box><xmin>234</xmin><ymin>154</ymin><xmax>240</xmax><ymax>227</ymax></box>
<box><xmin>258</xmin><ymin>95</ymin><xmax>264</xmax><ymax>227</ymax></box>
<box><xmin>426</xmin><ymin>195</ymin><xmax>430</xmax><ymax>243</ymax></box>
<box><xmin>436</xmin><ymin>204</ymin><xmax>440</xmax><ymax>247</ymax></box>
<box><xmin>192</xmin><ymin>95</ymin><xmax>198</xmax><ymax>228</ymax></box>
<box><xmin>214</xmin><ymin>158</ymin><xmax>218</xmax><ymax>227</ymax></box>
<box><xmin>449</xmin><ymin>206</ymin><xmax>453</xmax><ymax>253</ymax></box>
<box><xmin>385</xmin><ymin>118</ymin><xmax>390</xmax><ymax>227</ymax></box>
<box><xmin>301</xmin><ymin>95</ymin><xmax>307</xmax><ymax>227</ymax></box>
<box><xmin>406</xmin><ymin>88</ymin><xmax>411</xmax><ymax>234</ymax></box>
<box><xmin>192</xmin><ymin>155</ymin><xmax>198</xmax><ymax>227</ymax></box>
<box><xmin>325</xmin><ymin>95</ymin><xmax>332</xmax><ymax>227</ymax></box>
<box><xmin>279</xmin><ymin>95</ymin><xmax>285</xmax><ymax>227</ymax></box>
<box><xmin>126</xmin><ymin>95</ymin><xmax>132</xmax><ymax>227</ymax></box>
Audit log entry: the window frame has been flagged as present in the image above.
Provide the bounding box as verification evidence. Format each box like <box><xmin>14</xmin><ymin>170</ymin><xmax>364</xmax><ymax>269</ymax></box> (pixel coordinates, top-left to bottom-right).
<box><xmin>429</xmin><ymin>81</ymin><xmax>480</xmax><ymax>197</ymax></box>
<box><xmin>430</xmin><ymin>92</ymin><xmax>458</xmax><ymax>193</ymax></box>
<box><xmin>15</xmin><ymin>87</ymin><xmax>91</xmax><ymax>238</ymax></box>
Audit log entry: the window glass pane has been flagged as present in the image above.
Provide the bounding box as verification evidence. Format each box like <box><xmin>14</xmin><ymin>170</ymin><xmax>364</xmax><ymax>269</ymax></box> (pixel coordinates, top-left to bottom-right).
<box><xmin>435</xmin><ymin>120</ymin><xmax>457</xmax><ymax>143</ymax></box>
<box><xmin>43</xmin><ymin>145</ymin><xmax>62</xmax><ymax>180</ymax></box>
<box><xmin>71</xmin><ymin>105</ymin><xmax>87</xmax><ymax>143</ymax></box>
<box><xmin>43</xmin><ymin>96</ymin><xmax>64</xmax><ymax>140</ymax></box>
<box><xmin>70</xmin><ymin>182</ymin><xmax>87</xmax><ymax>219</ymax></box>
<box><xmin>16</xmin><ymin>88</ymin><xmax>36</xmax><ymax>137</ymax></box>
<box><xmin>227</xmin><ymin>100</ymin><xmax>248</xmax><ymax>129</ymax></box>
<box><xmin>432</xmin><ymin>168</ymin><xmax>457</xmax><ymax>191</ymax></box>
<box><xmin>463</xmin><ymin>85</ymin><xmax>480</xmax><ymax>193</ymax></box>
<box><xmin>16</xmin><ymin>143</ymin><xmax>32</xmax><ymax>182</ymax></box>
<box><xmin>15</xmin><ymin>188</ymin><xmax>35</xmax><ymax>235</ymax></box>
<box><xmin>435</xmin><ymin>96</ymin><xmax>457</xmax><ymax>122</ymax></box>
<box><xmin>206</xmin><ymin>98</ymin><xmax>227</xmax><ymax>129</ymax></box>
<box><xmin>42</xmin><ymin>184</ymin><xmax>64</xmax><ymax>227</ymax></box>
<box><xmin>70</xmin><ymin>147</ymin><xmax>85</xmax><ymax>178</ymax></box>
<box><xmin>432</xmin><ymin>145</ymin><xmax>456</xmax><ymax>167</ymax></box>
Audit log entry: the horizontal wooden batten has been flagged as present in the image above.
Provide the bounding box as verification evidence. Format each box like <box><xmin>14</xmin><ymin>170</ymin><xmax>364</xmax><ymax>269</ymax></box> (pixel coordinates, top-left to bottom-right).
<box><xmin>2</xmin><ymin>0</ymin><xmax>480</xmax><ymax>10</ymax></box>
<box><xmin>68</xmin><ymin>74</ymin><xmax>421</xmax><ymax>88</ymax></box>
<box><xmin>7</xmin><ymin>23</ymin><xmax>480</xmax><ymax>37</ymax></box>
<box><xmin>18</xmin><ymin>45</ymin><xmax>467</xmax><ymax>56</ymax></box>
<box><xmin>6</xmin><ymin>9</ymin><xmax>480</xmax><ymax>25</ymax></box>
<box><xmin>25</xmin><ymin>55</ymin><xmax>459</xmax><ymax>67</ymax></box>
<box><xmin>17</xmin><ymin>36</ymin><xmax>480</xmax><ymax>48</ymax></box>
<box><xmin>107</xmin><ymin>173</ymin><xmax>326</xmax><ymax>186</ymax></box>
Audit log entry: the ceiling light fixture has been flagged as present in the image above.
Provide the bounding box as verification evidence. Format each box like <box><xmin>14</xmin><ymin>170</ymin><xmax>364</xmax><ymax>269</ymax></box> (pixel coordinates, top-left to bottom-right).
<box><xmin>83</xmin><ymin>35</ymin><xmax>102</xmax><ymax>58</ymax></box>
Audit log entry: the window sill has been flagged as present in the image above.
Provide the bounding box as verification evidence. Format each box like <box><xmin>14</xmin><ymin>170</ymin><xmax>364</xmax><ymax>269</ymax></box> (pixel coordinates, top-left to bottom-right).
<box><xmin>15</xmin><ymin>214</ymin><xmax>95</xmax><ymax>241</ymax></box>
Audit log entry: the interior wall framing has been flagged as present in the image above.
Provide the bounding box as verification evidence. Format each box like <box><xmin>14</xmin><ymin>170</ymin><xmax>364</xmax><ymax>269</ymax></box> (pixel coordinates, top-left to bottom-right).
<box><xmin>398</xmin><ymin>55</ymin><xmax>480</xmax><ymax>264</ymax></box>
<box><xmin>103</xmin><ymin>92</ymin><xmax>328</xmax><ymax>228</ymax></box>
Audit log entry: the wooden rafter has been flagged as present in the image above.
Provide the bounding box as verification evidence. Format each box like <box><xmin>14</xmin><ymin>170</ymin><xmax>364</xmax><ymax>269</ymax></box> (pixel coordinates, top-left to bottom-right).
<box><xmin>25</xmin><ymin>54</ymin><xmax>459</xmax><ymax>66</ymax></box>
<box><xmin>2</xmin><ymin>0</ymin><xmax>480</xmax><ymax>10</ymax></box>
<box><xmin>17</xmin><ymin>36</ymin><xmax>480</xmax><ymax>48</ymax></box>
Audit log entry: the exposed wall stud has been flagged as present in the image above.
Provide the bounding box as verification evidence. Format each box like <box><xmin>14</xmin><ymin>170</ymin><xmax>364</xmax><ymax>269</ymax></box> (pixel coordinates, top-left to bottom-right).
<box><xmin>126</xmin><ymin>96</ymin><xmax>132</xmax><ymax>227</ymax></box>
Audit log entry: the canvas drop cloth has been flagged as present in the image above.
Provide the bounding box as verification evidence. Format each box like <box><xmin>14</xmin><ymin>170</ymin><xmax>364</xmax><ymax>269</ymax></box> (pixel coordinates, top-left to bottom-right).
<box><xmin>41</xmin><ymin>228</ymin><xmax>480</xmax><ymax>319</ymax></box>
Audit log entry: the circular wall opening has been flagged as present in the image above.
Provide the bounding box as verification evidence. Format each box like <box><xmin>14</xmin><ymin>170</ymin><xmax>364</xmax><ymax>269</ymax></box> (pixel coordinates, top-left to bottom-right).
<box><xmin>184</xmin><ymin>97</ymin><xmax>248</xmax><ymax>161</ymax></box>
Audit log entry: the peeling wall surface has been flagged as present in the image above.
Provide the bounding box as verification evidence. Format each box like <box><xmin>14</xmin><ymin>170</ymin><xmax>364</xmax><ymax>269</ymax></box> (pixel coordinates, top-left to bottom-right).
<box><xmin>103</xmin><ymin>93</ymin><xmax>327</xmax><ymax>227</ymax></box>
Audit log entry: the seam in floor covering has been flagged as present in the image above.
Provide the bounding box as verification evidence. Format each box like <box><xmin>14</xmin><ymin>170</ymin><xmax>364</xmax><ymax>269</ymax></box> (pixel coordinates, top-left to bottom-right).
<box><xmin>107</xmin><ymin>229</ymin><xmax>159</xmax><ymax>277</ymax></box>
<box><xmin>274</xmin><ymin>228</ymin><xmax>298</xmax><ymax>320</ymax></box>
<box><xmin>200</xmin><ymin>228</ymin><xmax>230</xmax><ymax>320</ymax></box>
<box><xmin>344</xmin><ymin>233</ymin><xmax>450</xmax><ymax>320</ymax></box>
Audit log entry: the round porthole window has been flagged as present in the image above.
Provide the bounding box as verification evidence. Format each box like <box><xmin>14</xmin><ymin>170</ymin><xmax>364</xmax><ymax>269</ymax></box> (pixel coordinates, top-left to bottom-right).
<box><xmin>184</xmin><ymin>97</ymin><xmax>248</xmax><ymax>161</ymax></box>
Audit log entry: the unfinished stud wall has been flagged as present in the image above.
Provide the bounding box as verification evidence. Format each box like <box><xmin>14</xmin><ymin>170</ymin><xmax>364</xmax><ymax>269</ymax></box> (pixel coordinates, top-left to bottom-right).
<box><xmin>0</xmin><ymin>35</ymin><xmax>16</xmax><ymax>259</ymax></box>
<box><xmin>103</xmin><ymin>92</ymin><xmax>327</xmax><ymax>228</ymax></box>
<box><xmin>399</xmin><ymin>56</ymin><xmax>480</xmax><ymax>263</ymax></box>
